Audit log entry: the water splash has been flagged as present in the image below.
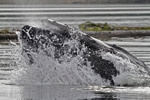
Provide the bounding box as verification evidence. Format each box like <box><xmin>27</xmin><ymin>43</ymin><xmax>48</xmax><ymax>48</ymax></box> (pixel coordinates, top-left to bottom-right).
<box><xmin>11</xmin><ymin>19</ymin><xmax>150</xmax><ymax>86</ymax></box>
<box><xmin>11</xmin><ymin>39</ymin><xmax>106</xmax><ymax>85</ymax></box>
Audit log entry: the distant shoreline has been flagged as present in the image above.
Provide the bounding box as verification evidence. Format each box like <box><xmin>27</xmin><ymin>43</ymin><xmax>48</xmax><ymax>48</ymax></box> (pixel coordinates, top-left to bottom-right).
<box><xmin>85</xmin><ymin>30</ymin><xmax>150</xmax><ymax>40</ymax></box>
<box><xmin>0</xmin><ymin>30</ymin><xmax>150</xmax><ymax>40</ymax></box>
<box><xmin>78</xmin><ymin>22</ymin><xmax>150</xmax><ymax>39</ymax></box>
<box><xmin>1</xmin><ymin>21</ymin><xmax>150</xmax><ymax>40</ymax></box>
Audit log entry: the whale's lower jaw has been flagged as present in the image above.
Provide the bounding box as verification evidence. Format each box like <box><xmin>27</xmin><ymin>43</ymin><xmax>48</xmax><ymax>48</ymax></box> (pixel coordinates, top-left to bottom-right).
<box><xmin>16</xmin><ymin>20</ymin><xmax>150</xmax><ymax>86</ymax></box>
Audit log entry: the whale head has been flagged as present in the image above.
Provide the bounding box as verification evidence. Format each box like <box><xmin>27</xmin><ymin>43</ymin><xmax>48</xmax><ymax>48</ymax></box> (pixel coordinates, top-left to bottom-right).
<box><xmin>18</xmin><ymin>21</ymin><xmax>150</xmax><ymax>86</ymax></box>
<box><xmin>19</xmin><ymin>25</ymin><xmax>121</xmax><ymax>85</ymax></box>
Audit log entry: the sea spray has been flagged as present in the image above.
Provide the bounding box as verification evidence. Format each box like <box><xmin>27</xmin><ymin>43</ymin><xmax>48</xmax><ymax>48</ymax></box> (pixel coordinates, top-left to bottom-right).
<box><xmin>11</xmin><ymin>25</ymin><xmax>107</xmax><ymax>85</ymax></box>
<box><xmin>11</xmin><ymin>41</ymin><xmax>107</xmax><ymax>85</ymax></box>
<box><xmin>11</xmin><ymin>19</ymin><xmax>150</xmax><ymax>86</ymax></box>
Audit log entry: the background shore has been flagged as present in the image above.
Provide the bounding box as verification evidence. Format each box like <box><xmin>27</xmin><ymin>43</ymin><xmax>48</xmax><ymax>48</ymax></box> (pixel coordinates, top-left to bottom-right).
<box><xmin>0</xmin><ymin>29</ymin><xmax>150</xmax><ymax>40</ymax></box>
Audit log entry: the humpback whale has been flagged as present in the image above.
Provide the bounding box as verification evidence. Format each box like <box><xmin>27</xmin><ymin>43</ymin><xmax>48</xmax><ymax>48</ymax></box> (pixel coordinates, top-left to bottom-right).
<box><xmin>17</xmin><ymin>19</ymin><xmax>150</xmax><ymax>85</ymax></box>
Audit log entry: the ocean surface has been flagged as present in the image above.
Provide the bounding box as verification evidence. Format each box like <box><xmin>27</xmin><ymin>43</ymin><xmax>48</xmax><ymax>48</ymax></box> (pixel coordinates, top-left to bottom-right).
<box><xmin>0</xmin><ymin>4</ymin><xmax>150</xmax><ymax>100</ymax></box>
<box><xmin>0</xmin><ymin>4</ymin><xmax>150</xmax><ymax>29</ymax></box>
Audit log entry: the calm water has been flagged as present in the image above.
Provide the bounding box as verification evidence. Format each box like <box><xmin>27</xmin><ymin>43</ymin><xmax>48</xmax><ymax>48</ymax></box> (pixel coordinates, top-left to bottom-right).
<box><xmin>1</xmin><ymin>85</ymin><xmax>150</xmax><ymax>100</ymax></box>
<box><xmin>0</xmin><ymin>4</ymin><xmax>150</xmax><ymax>100</ymax></box>
<box><xmin>0</xmin><ymin>4</ymin><xmax>150</xmax><ymax>29</ymax></box>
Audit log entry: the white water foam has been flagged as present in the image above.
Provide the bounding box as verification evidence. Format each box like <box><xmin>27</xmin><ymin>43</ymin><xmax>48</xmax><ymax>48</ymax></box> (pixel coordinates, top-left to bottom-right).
<box><xmin>11</xmin><ymin>35</ymin><xmax>108</xmax><ymax>85</ymax></box>
<box><xmin>102</xmin><ymin>52</ymin><xmax>150</xmax><ymax>86</ymax></box>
